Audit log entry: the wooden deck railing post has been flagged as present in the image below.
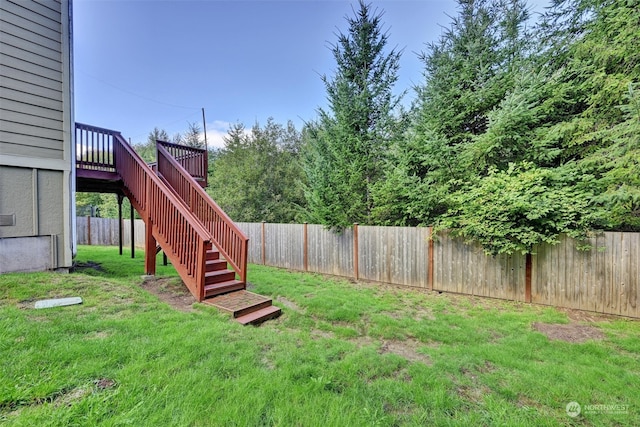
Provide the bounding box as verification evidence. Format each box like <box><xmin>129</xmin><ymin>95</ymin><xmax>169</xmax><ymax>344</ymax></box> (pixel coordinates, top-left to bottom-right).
<box><xmin>143</xmin><ymin>175</ymin><xmax>156</xmax><ymax>276</ymax></box>
<box><xmin>196</xmin><ymin>239</ymin><xmax>206</xmax><ymax>301</ymax></box>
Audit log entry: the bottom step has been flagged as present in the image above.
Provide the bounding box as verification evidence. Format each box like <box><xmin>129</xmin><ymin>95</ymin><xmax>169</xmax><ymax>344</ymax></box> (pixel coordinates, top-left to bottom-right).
<box><xmin>203</xmin><ymin>290</ymin><xmax>282</xmax><ymax>325</ymax></box>
<box><xmin>236</xmin><ymin>305</ymin><xmax>282</xmax><ymax>325</ymax></box>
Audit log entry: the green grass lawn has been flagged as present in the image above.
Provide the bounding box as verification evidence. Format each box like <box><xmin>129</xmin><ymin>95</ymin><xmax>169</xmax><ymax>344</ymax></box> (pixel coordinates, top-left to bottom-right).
<box><xmin>1</xmin><ymin>245</ymin><xmax>638</xmax><ymax>426</ymax></box>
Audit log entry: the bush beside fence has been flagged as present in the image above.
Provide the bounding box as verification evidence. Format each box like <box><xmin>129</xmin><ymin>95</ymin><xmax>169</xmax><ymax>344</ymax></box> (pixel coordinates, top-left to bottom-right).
<box><xmin>77</xmin><ymin>217</ymin><xmax>639</xmax><ymax>319</ymax></box>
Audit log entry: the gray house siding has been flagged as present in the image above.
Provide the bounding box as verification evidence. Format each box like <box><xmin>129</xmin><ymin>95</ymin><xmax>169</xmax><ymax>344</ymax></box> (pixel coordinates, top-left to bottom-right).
<box><xmin>0</xmin><ymin>0</ymin><xmax>74</xmax><ymax>272</ymax></box>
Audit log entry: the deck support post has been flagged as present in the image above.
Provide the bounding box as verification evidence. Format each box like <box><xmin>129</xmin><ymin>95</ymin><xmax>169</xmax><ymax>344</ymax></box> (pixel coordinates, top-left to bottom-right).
<box><xmin>130</xmin><ymin>200</ymin><xmax>135</xmax><ymax>258</ymax></box>
<box><xmin>117</xmin><ymin>194</ymin><xmax>124</xmax><ymax>256</ymax></box>
<box><xmin>144</xmin><ymin>218</ymin><xmax>156</xmax><ymax>276</ymax></box>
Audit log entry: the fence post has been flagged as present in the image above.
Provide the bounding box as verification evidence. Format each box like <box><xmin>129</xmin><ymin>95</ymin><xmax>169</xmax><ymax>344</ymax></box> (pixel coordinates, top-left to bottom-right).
<box><xmin>87</xmin><ymin>216</ymin><xmax>91</xmax><ymax>246</ymax></box>
<box><xmin>303</xmin><ymin>222</ymin><xmax>308</xmax><ymax>271</ymax></box>
<box><xmin>428</xmin><ymin>226</ymin><xmax>434</xmax><ymax>291</ymax></box>
<box><xmin>525</xmin><ymin>253</ymin><xmax>532</xmax><ymax>303</ymax></box>
<box><xmin>261</xmin><ymin>221</ymin><xmax>266</xmax><ymax>265</ymax></box>
<box><xmin>353</xmin><ymin>223</ymin><xmax>359</xmax><ymax>281</ymax></box>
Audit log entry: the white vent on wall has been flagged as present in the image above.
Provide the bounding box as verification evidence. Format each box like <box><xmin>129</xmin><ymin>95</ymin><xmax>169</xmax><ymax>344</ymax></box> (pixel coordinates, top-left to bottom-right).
<box><xmin>0</xmin><ymin>214</ymin><xmax>16</xmax><ymax>226</ymax></box>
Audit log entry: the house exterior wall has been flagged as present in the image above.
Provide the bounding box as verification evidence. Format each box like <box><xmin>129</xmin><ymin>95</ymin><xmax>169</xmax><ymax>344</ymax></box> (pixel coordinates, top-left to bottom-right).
<box><xmin>0</xmin><ymin>0</ymin><xmax>74</xmax><ymax>272</ymax></box>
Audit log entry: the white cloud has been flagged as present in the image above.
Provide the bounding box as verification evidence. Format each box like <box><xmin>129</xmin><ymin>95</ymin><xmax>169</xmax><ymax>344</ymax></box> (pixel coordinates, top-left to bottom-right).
<box><xmin>200</xmin><ymin>120</ymin><xmax>250</xmax><ymax>149</ymax></box>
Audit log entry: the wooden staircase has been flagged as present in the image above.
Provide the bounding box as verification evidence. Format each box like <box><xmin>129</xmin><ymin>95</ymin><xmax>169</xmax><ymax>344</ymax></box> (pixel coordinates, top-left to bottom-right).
<box><xmin>203</xmin><ymin>246</ymin><xmax>244</xmax><ymax>298</ymax></box>
<box><xmin>75</xmin><ymin>123</ymin><xmax>281</xmax><ymax>325</ymax></box>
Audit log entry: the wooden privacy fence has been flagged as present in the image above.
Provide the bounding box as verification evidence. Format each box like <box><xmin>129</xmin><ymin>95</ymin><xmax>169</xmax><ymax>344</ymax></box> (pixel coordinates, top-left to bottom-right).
<box><xmin>77</xmin><ymin>218</ymin><xmax>639</xmax><ymax>319</ymax></box>
<box><xmin>77</xmin><ymin>216</ymin><xmax>146</xmax><ymax>248</ymax></box>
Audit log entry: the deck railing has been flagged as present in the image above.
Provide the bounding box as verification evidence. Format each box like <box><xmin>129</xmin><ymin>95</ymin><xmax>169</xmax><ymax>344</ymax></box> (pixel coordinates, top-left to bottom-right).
<box><xmin>74</xmin><ymin>123</ymin><xmax>211</xmax><ymax>300</ymax></box>
<box><xmin>157</xmin><ymin>140</ymin><xmax>208</xmax><ymax>187</ymax></box>
<box><xmin>75</xmin><ymin>123</ymin><xmax>117</xmax><ymax>172</ymax></box>
<box><xmin>157</xmin><ymin>143</ymin><xmax>248</xmax><ymax>283</ymax></box>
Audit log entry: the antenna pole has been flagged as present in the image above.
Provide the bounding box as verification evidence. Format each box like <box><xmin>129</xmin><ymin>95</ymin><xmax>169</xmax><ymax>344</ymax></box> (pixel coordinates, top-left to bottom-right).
<box><xmin>202</xmin><ymin>107</ymin><xmax>208</xmax><ymax>151</ymax></box>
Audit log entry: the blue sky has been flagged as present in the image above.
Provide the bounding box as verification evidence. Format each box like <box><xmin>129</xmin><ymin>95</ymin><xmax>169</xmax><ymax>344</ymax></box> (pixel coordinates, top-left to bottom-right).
<box><xmin>73</xmin><ymin>0</ymin><xmax>548</xmax><ymax>148</ymax></box>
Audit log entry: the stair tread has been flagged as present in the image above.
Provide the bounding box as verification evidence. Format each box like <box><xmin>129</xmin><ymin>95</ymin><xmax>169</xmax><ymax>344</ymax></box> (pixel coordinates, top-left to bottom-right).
<box><xmin>206</xmin><ymin>259</ymin><xmax>227</xmax><ymax>271</ymax></box>
<box><xmin>236</xmin><ymin>305</ymin><xmax>282</xmax><ymax>325</ymax></box>
<box><xmin>205</xmin><ymin>269</ymin><xmax>235</xmax><ymax>277</ymax></box>
<box><xmin>203</xmin><ymin>280</ymin><xmax>245</xmax><ymax>298</ymax></box>
<box><xmin>204</xmin><ymin>279</ymin><xmax>243</xmax><ymax>291</ymax></box>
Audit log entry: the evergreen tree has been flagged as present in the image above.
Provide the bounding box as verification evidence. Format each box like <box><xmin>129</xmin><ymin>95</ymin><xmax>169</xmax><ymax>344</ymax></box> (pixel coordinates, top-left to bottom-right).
<box><xmin>133</xmin><ymin>127</ymin><xmax>170</xmax><ymax>162</ymax></box>
<box><xmin>435</xmin><ymin>0</ymin><xmax>640</xmax><ymax>253</ymax></box>
<box><xmin>303</xmin><ymin>0</ymin><xmax>406</xmax><ymax>227</ymax></box>
<box><xmin>374</xmin><ymin>0</ymin><xmax>530</xmax><ymax>226</ymax></box>
<box><xmin>183</xmin><ymin>121</ymin><xmax>204</xmax><ymax>148</ymax></box>
<box><xmin>207</xmin><ymin>119</ymin><xmax>306</xmax><ymax>223</ymax></box>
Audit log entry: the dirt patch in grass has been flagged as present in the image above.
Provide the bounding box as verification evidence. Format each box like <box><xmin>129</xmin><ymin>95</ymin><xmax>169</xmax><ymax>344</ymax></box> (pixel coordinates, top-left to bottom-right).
<box><xmin>532</xmin><ymin>322</ymin><xmax>605</xmax><ymax>343</ymax></box>
<box><xmin>556</xmin><ymin>307</ymin><xmax>618</xmax><ymax>323</ymax></box>
<box><xmin>54</xmin><ymin>386</ymin><xmax>93</xmax><ymax>407</ymax></box>
<box><xmin>140</xmin><ymin>277</ymin><xmax>196</xmax><ymax>312</ymax></box>
<box><xmin>457</xmin><ymin>363</ymin><xmax>495</xmax><ymax>404</ymax></box>
<box><xmin>379</xmin><ymin>339</ymin><xmax>432</xmax><ymax>365</ymax></box>
<box><xmin>457</xmin><ymin>383</ymin><xmax>492</xmax><ymax>404</ymax></box>
<box><xmin>84</xmin><ymin>331</ymin><xmax>111</xmax><ymax>340</ymax></box>
<box><xmin>4</xmin><ymin>378</ymin><xmax>117</xmax><ymax>416</ymax></box>
<box><xmin>276</xmin><ymin>296</ymin><xmax>302</xmax><ymax>312</ymax></box>
<box><xmin>94</xmin><ymin>378</ymin><xmax>116</xmax><ymax>390</ymax></box>
<box><xmin>349</xmin><ymin>335</ymin><xmax>375</xmax><ymax>347</ymax></box>
<box><xmin>73</xmin><ymin>261</ymin><xmax>106</xmax><ymax>273</ymax></box>
<box><xmin>311</xmin><ymin>329</ymin><xmax>335</xmax><ymax>340</ymax></box>
<box><xmin>17</xmin><ymin>298</ymin><xmax>36</xmax><ymax>310</ymax></box>
<box><xmin>53</xmin><ymin>378</ymin><xmax>117</xmax><ymax>407</ymax></box>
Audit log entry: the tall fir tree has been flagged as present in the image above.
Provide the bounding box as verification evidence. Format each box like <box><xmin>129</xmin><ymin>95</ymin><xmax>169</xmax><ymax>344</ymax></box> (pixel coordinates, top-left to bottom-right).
<box><xmin>303</xmin><ymin>0</ymin><xmax>406</xmax><ymax>228</ymax></box>
<box><xmin>183</xmin><ymin>121</ymin><xmax>204</xmax><ymax>148</ymax></box>
<box><xmin>373</xmin><ymin>0</ymin><xmax>530</xmax><ymax>226</ymax></box>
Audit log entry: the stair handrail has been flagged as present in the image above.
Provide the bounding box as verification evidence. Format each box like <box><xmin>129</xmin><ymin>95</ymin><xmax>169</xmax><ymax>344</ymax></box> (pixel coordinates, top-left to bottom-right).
<box><xmin>156</xmin><ymin>142</ymin><xmax>248</xmax><ymax>283</ymax></box>
<box><xmin>157</xmin><ymin>140</ymin><xmax>208</xmax><ymax>187</ymax></box>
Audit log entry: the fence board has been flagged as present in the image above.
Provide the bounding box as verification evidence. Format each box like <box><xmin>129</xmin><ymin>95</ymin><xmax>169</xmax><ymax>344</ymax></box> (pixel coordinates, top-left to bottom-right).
<box><xmin>531</xmin><ymin>232</ymin><xmax>640</xmax><ymax>318</ymax></box>
<box><xmin>77</xmin><ymin>216</ymin><xmax>88</xmax><ymax>244</ymax></box>
<box><xmin>434</xmin><ymin>233</ymin><xmax>526</xmax><ymax>301</ymax></box>
<box><xmin>77</xmin><ymin>216</ymin><xmax>145</xmax><ymax>247</ymax></box>
<box><xmin>264</xmin><ymin>223</ymin><xmax>304</xmax><ymax>271</ymax></box>
<box><xmin>236</xmin><ymin>222</ymin><xmax>262</xmax><ymax>264</ymax></box>
<box><xmin>307</xmin><ymin>225</ymin><xmax>353</xmax><ymax>277</ymax></box>
<box><xmin>358</xmin><ymin>226</ymin><xmax>429</xmax><ymax>288</ymax></box>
